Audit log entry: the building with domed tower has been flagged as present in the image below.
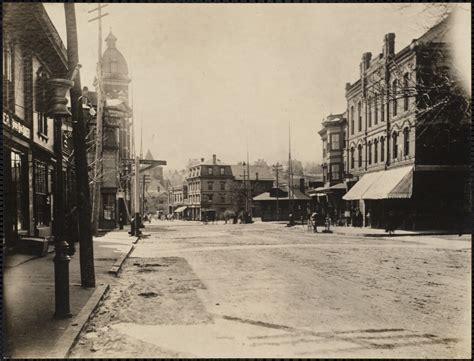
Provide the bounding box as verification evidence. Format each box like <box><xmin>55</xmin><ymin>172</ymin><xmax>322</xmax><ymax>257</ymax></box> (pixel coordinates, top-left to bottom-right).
<box><xmin>87</xmin><ymin>31</ymin><xmax>133</xmax><ymax>230</ymax></box>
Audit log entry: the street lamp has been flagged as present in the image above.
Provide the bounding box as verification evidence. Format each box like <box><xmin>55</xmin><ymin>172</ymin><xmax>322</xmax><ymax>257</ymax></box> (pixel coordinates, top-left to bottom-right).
<box><xmin>46</xmin><ymin>77</ymin><xmax>74</xmax><ymax>318</ymax></box>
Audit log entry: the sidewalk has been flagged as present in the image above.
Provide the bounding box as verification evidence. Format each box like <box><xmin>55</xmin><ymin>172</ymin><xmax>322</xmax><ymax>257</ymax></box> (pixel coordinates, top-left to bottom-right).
<box><xmin>3</xmin><ymin>229</ymin><xmax>138</xmax><ymax>359</ymax></box>
<box><xmin>330</xmin><ymin>225</ymin><xmax>469</xmax><ymax>238</ymax></box>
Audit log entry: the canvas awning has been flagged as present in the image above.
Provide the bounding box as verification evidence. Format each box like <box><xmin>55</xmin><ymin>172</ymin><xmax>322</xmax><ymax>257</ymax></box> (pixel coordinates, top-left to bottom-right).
<box><xmin>174</xmin><ymin>206</ymin><xmax>187</xmax><ymax>213</ymax></box>
<box><xmin>343</xmin><ymin>166</ymin><xmax>413</xmax><ymax>200</ymax></box>
<box><xmin>363</xmin><ymin>166</ymin><xmax>413</xmax><ymax>199</ymax></box>
<box><xmin>329</xmin><ymin>182</ymin><xmax>346</xmax><ymax>190</ymax></box>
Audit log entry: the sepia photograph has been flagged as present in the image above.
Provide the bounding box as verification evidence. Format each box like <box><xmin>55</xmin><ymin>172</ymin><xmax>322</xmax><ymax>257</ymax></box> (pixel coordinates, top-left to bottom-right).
<box><xmin>2</xmin><ymin>1</ymin><xmax>471</xmax><ymax>359</ymax></box>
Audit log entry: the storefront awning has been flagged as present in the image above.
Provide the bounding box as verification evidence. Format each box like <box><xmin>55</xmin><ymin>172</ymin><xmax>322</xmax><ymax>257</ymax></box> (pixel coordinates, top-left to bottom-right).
<box><xmin>174</xmin><ymin>206</ymin><xmax>187</xmax><ymax>213</ymax></box>
<box><xmin>363</xmin><ymin>166</ymin><xmax>413</xmax><ymax>199</ymax></box>
<box><xmin>343</xmin><ymin>166</ymin><xmax>413</xmax><ymax>200</ymax></box>
<box><xmin>329</xmin><ymin>182</ymin><xmax>346</xmax><ymax>190</ymax></box>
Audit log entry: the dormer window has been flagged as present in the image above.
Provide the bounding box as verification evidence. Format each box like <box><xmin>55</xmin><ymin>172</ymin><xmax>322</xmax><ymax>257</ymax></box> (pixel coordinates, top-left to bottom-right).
<box><xmin>220</xmin><ymin>167</ymin><xmax>225</xmax><ymax>175</ymax></box>
<box><xmin>208</xmin><ymin>167</ymin><xmax>213</xmax><ymax>175</ymax></box>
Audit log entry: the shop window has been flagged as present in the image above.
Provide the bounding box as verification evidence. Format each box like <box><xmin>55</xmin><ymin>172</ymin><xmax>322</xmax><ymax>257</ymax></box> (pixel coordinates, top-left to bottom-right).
<box><xmin>403</xmin><ymin>127</ymin><xmax>410</xmax><ymax>156</ymax></box>
<box><xmin>11</xmin><ymin>151</ymin><xmax>28</xmax><ymax>231</ymax></box>
<box><xmin>34</xmin><ymin>160</ymin><xmax>51</xmax><ymax>227</ymax></box>
<box><xmin>102</xmin><ymin>193</ymin><xmax>116</xmax><ymax>221</ymax></box>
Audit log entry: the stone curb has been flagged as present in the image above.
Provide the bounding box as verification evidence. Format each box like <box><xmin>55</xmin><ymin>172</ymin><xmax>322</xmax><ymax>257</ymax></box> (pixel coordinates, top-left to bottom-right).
<box><xmin>50</xmin><ymin>284</ymin><xmax>110</xmax><ymax>359</ymax></box>
<box><xmin>108</xmin><ymin>237</ymin><xmax>139</xmax><ymax>276</ymax></box>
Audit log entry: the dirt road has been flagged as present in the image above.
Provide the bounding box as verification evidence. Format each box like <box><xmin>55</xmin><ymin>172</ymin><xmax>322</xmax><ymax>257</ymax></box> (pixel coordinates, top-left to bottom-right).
<box><xmin>69</xmin><ymin>221</ymin><xmax>471</xmax><ymax>358</ymax></box>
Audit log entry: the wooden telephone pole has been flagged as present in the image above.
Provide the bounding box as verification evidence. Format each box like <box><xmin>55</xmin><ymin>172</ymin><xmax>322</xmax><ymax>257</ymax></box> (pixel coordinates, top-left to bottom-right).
<box><xmin>89</xmin><ymin>4</ymin><xmax>109</xmax><ymax>235</ymax></box>
<box><xmin>272</xmin><ymin>163</ymin><xmax>283</xmax><ymax>221</ymax></box>
<box><xmin>64</xmin><ymin>3</ymin><xmax>95</xmax><ymax>288</ymax></box>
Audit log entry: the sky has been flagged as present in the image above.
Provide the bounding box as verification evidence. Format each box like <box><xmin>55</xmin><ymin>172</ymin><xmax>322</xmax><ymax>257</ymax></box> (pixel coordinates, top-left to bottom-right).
<box><xmin>44</xmin><ymin>3</ymin><xmax>470</xmax><ymax>170</ymax></box>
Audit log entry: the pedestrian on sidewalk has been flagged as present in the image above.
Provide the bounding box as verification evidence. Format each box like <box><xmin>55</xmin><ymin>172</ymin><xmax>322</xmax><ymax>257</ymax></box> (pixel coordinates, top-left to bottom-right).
<box><xmin>311</xmin><ymin>212</ymin><xmax>318</xmax><ymax>233</ymax></box>
<box><xmin>386</xmin><ymin>210</ymin><xmax>396</xmax><ymax>236</ymax></box>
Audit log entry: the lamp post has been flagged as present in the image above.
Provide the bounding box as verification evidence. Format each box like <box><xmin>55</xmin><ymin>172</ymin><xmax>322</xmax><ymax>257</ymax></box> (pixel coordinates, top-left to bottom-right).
<box><xmin>47</xmin><ymin>77</ymin><xmax>74</xmax><ymax>318</ymax></box>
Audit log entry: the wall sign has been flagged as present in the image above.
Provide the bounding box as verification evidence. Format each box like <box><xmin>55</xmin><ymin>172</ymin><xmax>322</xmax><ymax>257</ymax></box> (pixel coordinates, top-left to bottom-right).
<box><xmin>3</xmin><ymin>112</ymin><xmax>31</xmax><ymax>138</ymax></box>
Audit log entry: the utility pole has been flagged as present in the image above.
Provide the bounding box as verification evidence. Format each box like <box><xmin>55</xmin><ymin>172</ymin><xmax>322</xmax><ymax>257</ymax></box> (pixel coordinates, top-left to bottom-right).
<box><xmin>134</xmin><ymin>156</ymin><xmax>141</xmax><ymax>236</ymax></box>
<box><xmin>89</xmin><ymin>4</ymin><xmax>109</xmax><ymax>235</ymax></box>
<box><xmin>65</xmin><ymin>3</ymin><xmax>95</xmax><ymax>288</ymax></box>
<box><xmin>272</xmin><ymin>162</ymin><xmax>282</xmax><ymax>222</ymax></box>
<box><xmin>288</xmin><ymin>122</ymin><xmax>294</xmax><ymax>218</ymax></box>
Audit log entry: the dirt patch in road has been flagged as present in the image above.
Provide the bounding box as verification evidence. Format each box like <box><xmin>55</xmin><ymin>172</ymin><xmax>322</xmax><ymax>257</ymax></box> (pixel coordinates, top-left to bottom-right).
<box><xmin>69</xmin><ymin>256</ymin><xmax>211</xmax><ymax>358</ymax></box>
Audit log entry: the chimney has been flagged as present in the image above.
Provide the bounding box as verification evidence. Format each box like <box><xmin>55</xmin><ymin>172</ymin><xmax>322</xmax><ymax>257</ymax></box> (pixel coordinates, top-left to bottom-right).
<box><xmin>212</xmin><ymin>154</ymin><xmax>217</xmax><ymax>164</ymax></box>
<box><xmin>362</xmin><ymin>52</ymin><xmax>372</xmax><ymax>72</ymax></box>
<box><xmin>383</xmin><ymin>33</ymin><xmax>395</xmax><ymax>58</ymax></box>
<box><xmin>255</xmin><ymin>172</ymin><xmax>259</xmax><ymax>181</ymax></box>
<box><xmin>299</xmin><ymin>178</ymin><xmax>305</xmax><ymax>193</ymax></box>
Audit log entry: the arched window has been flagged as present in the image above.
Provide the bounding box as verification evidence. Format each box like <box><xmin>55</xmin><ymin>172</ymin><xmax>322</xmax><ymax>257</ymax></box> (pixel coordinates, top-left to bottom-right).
<box><xmin>368</xmin><ymin>141</ymin><xmax>372</xmax><ymax>165</ymax></box>
<box><xmin>403</xmin><ymin>73</ymin><xmax>410</xmax><ymax>111</ymax></box>
<box><xmin>392</xmin><ymin>132</ymin><xmax>398</xmax><ymax>160</ymax></box>
<box><xmin>403</xmin><ymin>127</ymin><xmax>410</xmax><ymax>156</ymax></box>
<box><xmin>374</xmin><ymin>139</ymin><xmax>378</xmax><ymax>163</ymax></box>
<box><xmin>350</xmin><ymin>106</ymin><xmax>354</xmax><ymax>135</ymax></box>
<box><xmin>357</xmin><ymin>144</ymin><xmax>363</xmax><ymax>168</ymax></box>
<box><xmin>350</xmin><ymin>147</ymin><xmax>355</xmax><ymax>169</ymax></box>
<box><xmin>392</xmin><ymin>79</ymin><xmax>398</xmax><ymax>117</ymax></box>
<box><xmin>358</xmin><ymin>101</ymin><xmax>362</xmax><ymax>132</ymax></box>
<box><xmin>380</xmin><ymin>137</ymin><xmax>385</xmax><ymax>162</ymax></box>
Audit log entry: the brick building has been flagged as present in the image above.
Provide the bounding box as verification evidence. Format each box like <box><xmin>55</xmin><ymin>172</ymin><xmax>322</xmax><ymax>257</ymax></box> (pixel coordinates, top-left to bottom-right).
<box><xmin>342</xmin><ymin>15</ymin><xmax>470</xmax><ymax>230</ymax></box>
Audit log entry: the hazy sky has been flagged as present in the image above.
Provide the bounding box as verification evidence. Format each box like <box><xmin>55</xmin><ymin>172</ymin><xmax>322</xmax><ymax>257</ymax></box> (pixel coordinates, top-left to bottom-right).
<box><xmin>44</xmin><ymin>3</ymin><xmax>467</xmax><ymax>170</ymax></box>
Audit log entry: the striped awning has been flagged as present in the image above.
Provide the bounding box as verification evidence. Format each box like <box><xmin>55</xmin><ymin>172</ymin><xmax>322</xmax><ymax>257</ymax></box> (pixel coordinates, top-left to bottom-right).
<box><xmin>174</xmin><ymin>206</ymin><xmax>188</xmax><ymax>213</ymax></box>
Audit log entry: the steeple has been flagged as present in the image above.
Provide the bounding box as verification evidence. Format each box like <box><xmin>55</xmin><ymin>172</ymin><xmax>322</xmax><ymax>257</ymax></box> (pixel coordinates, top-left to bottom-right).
<box><xmin>105</xmin><ymin>30</ymin><xmax>117</xmax><ymax>49</ymax></box>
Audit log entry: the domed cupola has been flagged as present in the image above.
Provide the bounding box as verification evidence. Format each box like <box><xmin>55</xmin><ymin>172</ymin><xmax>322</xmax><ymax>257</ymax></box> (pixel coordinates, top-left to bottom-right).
<box><xmin>101</xmin><ymin>30</ymin><xmax>130</xmax><ymax>82</ymax></box>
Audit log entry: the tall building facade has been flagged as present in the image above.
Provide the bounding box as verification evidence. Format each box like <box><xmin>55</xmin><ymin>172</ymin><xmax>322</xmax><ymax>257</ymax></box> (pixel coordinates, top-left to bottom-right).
<box><xmin>342</xmin><ymin>15</ymin><xmax>470</xmax><ymax>230</ymax></box>
<box><xmin>3</xmin><ymin>3</ymin><xmax>76</xmax><ymax>250</ymax></box>
<box><xmin>91</xmin><ymin>31</ymin><xmax>133</xmax><ymax>229</ymax></box>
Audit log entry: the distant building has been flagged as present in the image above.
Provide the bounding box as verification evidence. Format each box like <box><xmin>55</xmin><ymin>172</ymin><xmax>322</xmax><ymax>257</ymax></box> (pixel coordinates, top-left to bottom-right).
<box><xmin>230</xmin><ymin>164</ymin><xmax>275</xmax><ymax>217</ymax></box>
<box><xmin>342</xmin><ymin>15</ymin><xmax>470</xmax><ymax>230</ymax></box>
<box><xmin>143</xmin><ymin>150</ymin><xmax>168</xmax><ymax>216</ymax></box>
<box><xmin>186</xmin><ymin>154</ymin><xmax>234</xmax><ymax>221</ymax></box>
<box><xmin>315</xmin><ymin>113</ymin><xmax>348</xmax><ymax>223</ymax></box>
